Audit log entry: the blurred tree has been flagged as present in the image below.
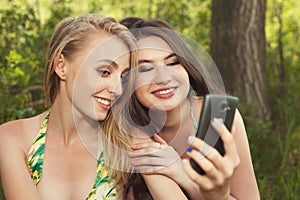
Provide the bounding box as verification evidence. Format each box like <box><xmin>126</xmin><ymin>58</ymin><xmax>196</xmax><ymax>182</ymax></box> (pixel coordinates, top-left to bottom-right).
<box><xmin>210</xmin><ymin>0</ymin><xmax>270</xmax><ymax>120</ymax></box>
<box><xmin>266</xmin><ymin>0</ymin><xmax>300</xmax><ymax>134</ymax></box>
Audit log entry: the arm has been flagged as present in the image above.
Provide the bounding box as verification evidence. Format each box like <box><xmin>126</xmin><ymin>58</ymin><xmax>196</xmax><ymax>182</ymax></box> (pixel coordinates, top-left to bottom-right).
<box><xmin>130</xmin><ymin>129</ymin><xmax>191</xmax><ymax>199</ymax></box>
<box><xmin>0</xmin><ymin>121</ymin><xmax>40</xmax><ymax>200</ymax></box>
<box><xmin>142</xmin><ymin>134</ymin><xmax>203</xmax><ymax>199</ymax></box>
<box><xmin>183</xmin><ymin>109</ymin><xmax>260</xmax><ymax>200</ymax></box>
<box><xmin>229</xmin><ymin>109</ymin><xmax>260</xmax><ymax>199</ymax></box>
<box><xmin>142</xmin><ymin>174</ymin><xmax>188</xmax><ymax>200</ymax></box>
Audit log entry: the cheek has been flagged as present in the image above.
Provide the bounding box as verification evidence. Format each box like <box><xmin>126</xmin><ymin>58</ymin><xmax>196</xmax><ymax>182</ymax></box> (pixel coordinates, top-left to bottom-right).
<box><xmin>135</xmin><ymin>69</ymin><xmax>158</xmax><ymax>89</ymax></box>
<box><xmin>177</xmin><ymin>68</ymin><xmax>190</xmax><ymax>87</ymax></box>
<box><xmin>135</xmin><ymin>86</ymin><xmax>149</xmax><ymax>105</ymax></box>
<box><xmin>74</xmin><ymin>73</ymin><xmax>97</xmax><ymax>93</ymax></box>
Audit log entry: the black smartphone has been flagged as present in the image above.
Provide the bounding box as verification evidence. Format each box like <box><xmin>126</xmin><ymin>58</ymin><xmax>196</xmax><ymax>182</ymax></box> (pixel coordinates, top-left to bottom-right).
<box><xmin>190</xmin><ymin>94</ymin><xmax>239</xmax><ymax>175</ymax></box>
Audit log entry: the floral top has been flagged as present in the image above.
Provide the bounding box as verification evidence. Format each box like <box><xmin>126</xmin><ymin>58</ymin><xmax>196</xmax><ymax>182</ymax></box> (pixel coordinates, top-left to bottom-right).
<box><xmin>26</xmin><ymin>112</ymin><xmax>116</xmax><ymax>199</ymax></box>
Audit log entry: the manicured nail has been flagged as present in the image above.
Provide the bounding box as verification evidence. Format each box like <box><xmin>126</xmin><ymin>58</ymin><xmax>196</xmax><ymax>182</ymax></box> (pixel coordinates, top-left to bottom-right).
<box><xmin>186</xmin><ymin>146</ymin><xmax>193</xmax><ymax>152</ymax></box>
<box><xmin>187</xmin><ymin>135</ymin><xmax>195</xmax><ymax>144</ymax></box>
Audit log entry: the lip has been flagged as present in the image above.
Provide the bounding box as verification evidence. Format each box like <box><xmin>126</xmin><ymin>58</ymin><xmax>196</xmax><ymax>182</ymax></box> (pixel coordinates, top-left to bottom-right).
<box><xmin>93</xmin><ymin>95</ymin><xmax>112</xmax><ymax>110</ymax></box>
<box><xmin>151</xmin><ymin>87</ymin><xmax>177</xmax><ymax>99</ymax></box>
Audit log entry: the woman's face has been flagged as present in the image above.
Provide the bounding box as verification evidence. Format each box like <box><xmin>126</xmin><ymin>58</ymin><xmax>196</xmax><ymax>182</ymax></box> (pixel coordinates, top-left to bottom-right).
<box><xmin>135</xmin><ymin>36</ymin><xmax>190</xmax><ymax>111</ymax></box>
<box><xmin>65</xmin><ymin>33</ymin><xmax>131</xmax><ymax>121</ymax></box>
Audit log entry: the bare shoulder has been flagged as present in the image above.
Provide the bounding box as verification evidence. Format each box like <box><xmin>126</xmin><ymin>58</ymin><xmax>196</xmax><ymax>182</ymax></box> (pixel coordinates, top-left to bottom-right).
<box><xmin>0</xmin><ymin>112</ymin><xmax>48</xmax><ymax>150</ymax></box>
<box><xmin>0</xmin><ymin>112</ymin><xmax>48</xmax><ymax>198</ymax></box>
<box><xmin>231</xmin><ymin>108</ymin><xmax>247</xmax><ymax>137</ymax></box>
<box><xmin>233</xmin><ymin>108</ymin><xmax>245</xmax><ymax>126</ymax></box>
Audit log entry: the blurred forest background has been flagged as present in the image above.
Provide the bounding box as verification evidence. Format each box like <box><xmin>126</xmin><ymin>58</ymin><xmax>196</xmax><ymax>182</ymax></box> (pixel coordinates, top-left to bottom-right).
<box><xmin>0</xmin><ymin>0</ymin><xmax>299</xmax><ymax>199</ymax></box>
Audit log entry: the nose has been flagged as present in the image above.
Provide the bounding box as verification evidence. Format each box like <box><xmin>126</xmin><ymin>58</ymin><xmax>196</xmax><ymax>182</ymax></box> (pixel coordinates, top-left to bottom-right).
<box><xmin>108</xmin><ymin>77</ymin><xmax>123</xmax><ymax>98</ymax></box>
<box><xmin>153</xmin><ymin>65</ymin><xmax>171</xmax><ymax>85</ymax></box>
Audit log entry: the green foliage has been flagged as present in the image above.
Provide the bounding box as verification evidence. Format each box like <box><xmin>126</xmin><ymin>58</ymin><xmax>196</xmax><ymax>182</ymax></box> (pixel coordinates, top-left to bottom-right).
<box><xmin>247</xmin><ymin>1</ymin><xmax>300</xmax><ymax>198</ymax></box>
<box><xmin>0</xmin><ymin>2</ymin><xmax>46</xmax><ymax>123</ymax></box>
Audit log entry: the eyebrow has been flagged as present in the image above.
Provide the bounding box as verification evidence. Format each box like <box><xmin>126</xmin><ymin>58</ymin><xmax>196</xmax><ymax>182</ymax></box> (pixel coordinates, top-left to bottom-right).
<box><xmin>138</xmin><ymin>53</ymin><xmax>177</xmax><ymax>65</ymax></box>
<box><xmin>97</xmin><ymin>59</ymin><xmax>118</xmax><ymax>68</ymax></box>
<box><xmin>165</xmin><ymin>53</ymin><xmax>177</xmax><ymax>60</ymax></box>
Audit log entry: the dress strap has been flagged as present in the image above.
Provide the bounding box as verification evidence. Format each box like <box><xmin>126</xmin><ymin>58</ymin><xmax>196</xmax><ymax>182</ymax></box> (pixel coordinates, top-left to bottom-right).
<box><xmin>190</xmin><ymin>101</ymin><xmax>198</xmax><ymax>132</ymax></box>
<box><xmin>26</xmin><ymin>111</ymin><xmax>116</xmax><ymax>199</ymax></box>
<box><xmin>26</xmin><ymin>111</ymin><xmax>49</xmax><ymax>185</ymax></box>
<box><xmin>86</xmin><ymin>152</ymin><xmax>116</xmax><ymax>200</ymax></box>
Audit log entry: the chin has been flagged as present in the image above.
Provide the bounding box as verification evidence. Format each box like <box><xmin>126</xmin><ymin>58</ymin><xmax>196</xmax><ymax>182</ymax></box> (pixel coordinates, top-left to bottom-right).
<box><xmin>155</xmin><ymin>102</ymin><xmax>179</xmax><ymax>112</ymax></box>
<box><xmin>90</xmin><ymin>110</ymin><xmax>107</xmax><ymax>121</ymax></box>
<box><xmin>96</xmin><ymin>114</ymin><xmax>108</xmax><ymax>122</ymax></box>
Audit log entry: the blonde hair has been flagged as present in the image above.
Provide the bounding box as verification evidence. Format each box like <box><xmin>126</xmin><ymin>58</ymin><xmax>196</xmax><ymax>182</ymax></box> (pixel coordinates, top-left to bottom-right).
<box><xmin>44</xmin><ymin>14</ymin><xmax>137</xmax><ymax>198</ymax></box>
<box><xmin>44</xmin><ymin>13</ymin><xmax>137</xmax><ymax>106</ymax></box>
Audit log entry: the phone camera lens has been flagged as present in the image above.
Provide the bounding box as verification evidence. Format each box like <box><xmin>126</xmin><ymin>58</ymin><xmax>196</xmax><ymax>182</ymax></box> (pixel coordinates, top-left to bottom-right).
<box><xmin>220</xmin><ymin>101</ymin><xmax>229</xmax><ymax>112</ymax></box>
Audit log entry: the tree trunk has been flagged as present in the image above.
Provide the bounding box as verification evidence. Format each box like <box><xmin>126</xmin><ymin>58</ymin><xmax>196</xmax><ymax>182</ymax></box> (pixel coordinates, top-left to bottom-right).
<box><xmin>211</xmin><ymin>0</ymin><xmax>270</xmax><ymax>120</ymax></box>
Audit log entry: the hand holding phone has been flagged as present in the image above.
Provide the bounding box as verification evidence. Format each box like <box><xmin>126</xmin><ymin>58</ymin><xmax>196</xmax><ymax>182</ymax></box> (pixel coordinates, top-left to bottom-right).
<box><xmin>189</xmin><ymin>94</ymin><xmax>239</xmax><ymax>175</ymax></box>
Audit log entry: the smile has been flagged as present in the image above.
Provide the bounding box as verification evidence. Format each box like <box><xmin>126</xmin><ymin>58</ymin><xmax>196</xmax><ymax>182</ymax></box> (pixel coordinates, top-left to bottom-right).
<box><xmin>94</xmin><ymin>96</ymin><xmax>111</xmax><ymax>106</ymax></box>
<box><xmin>153</xmin><ymin>87</ymin><xmax>176</xmax><ymax>95</ymax></box>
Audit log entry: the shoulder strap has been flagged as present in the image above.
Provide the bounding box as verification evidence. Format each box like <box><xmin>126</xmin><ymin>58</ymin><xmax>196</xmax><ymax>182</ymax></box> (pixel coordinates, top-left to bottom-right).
<box><xmin>26</xmin><ymin>112</ymin><xmax>49</xmax><ymax>185</ymax></box>
<box><xmin>86</xmin><ymin>152</ymin><xmax>116</xmax><ymax>200</ymax></box>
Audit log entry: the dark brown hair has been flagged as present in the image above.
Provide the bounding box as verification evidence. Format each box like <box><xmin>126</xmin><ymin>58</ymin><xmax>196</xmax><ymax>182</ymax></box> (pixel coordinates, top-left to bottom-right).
<box><xmin>120</xmin><ymin>16</ymin><xmax>221</xmax><ymax>200</ymax></box>
<box><xmin>121</xmin><ymin>17</ymin><xmax>221</xmax><ymax>133</ymax></box>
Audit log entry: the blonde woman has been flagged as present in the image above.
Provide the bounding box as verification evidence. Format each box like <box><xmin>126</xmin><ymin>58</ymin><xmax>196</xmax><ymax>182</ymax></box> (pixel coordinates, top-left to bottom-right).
<box><xmin>0</xmin><ymin>14</ymin><xmax>137</xmax><ymax>199</ymax></box>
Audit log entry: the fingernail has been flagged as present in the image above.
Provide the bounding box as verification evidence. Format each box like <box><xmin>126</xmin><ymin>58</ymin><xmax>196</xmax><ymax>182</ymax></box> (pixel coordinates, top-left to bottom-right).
<box><xmin>186</xmin><ymin>146</ymin><xmax>193</xmax><ymax>152</ymax></box>
<box><xmin>187</xmin><ymin>135</ymin><xmax>195</xmax><ymax>144</ymax></box>
<box><xmin>212</xmin><ymin>117</ymin><xmax>224</xmax><ymax>124</ymax></box>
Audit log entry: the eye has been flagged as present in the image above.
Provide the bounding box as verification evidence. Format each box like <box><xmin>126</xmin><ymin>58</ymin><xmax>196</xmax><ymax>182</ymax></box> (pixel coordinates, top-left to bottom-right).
<box><xmin>96</xmin><ymin>69</ymin><xmax>111</xmax><ymax>77</ymax></box>
<box><xmin>166</xmin><ymin>60</ymin><xmax>180</xmax><ymax>66</ymax></box>
<box><xmin>138</xmin><ymin>65</ymin><xmax>154</xmax><ymax>73</ymax></box>
<box><xmin>121</xmin><ymin>69</ymin><xmax>130</xmax><ymax>83</ymax></box>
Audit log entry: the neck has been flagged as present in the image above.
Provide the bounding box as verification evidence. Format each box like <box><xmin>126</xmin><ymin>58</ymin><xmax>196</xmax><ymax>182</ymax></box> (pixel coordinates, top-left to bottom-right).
<box><xmin>47</xmin><ymin>94</ymin><xmax>98</xmax><ymax>157</ymax></box>
<box><xmin>154</xmin><ymin>98</ymin><xmax>201</xmax><ymax>156</ymax></box>
<box><xmin>154</xmin><ymin>99</ymin><xmax>192</xmax><ymax>139</ymax></box>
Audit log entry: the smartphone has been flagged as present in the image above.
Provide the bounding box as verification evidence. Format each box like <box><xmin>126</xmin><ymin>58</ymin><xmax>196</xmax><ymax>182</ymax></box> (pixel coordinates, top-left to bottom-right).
<box><xmin>189</xmin><ymin>94</ymin><xmax>239</xmax><ymax>175</ymax></box>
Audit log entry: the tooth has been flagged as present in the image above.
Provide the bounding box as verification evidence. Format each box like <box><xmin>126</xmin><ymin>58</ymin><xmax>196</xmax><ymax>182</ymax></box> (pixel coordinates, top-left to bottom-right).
<box><xmin>158</xmin><ymin>88</ymin><xmax>173</xmax><ymax>94</ymax></box>
<box><xmin>95</xmin><ymin>97</ymin><xmax>110</xmax><ymax>105</ymax></box>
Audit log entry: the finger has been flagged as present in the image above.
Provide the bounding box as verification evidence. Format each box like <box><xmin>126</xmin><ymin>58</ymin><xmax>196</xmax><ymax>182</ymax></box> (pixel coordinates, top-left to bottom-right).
<box><xmin>211</xmin><ymin>118</ymin><xmax>239</xmax><ymax>160</ymax></box>
<box><xmin>182</xmin><ymin>159</ymin><xmax>214</xmax><ymax>190</ymax></box>
<box><xmin>187</xmin><ymin>135</ymin><xmax>208</xmax><ymax>152</ymax></box>
<box><xmin>186</xmin><ymin>149</ymin><xmax>221</xmax><ymax>180</ymax></box>
<box><xmin>210</xmin><ymin>119</ymin><xmax>240</xmax><ymax>176</ymax></box>
<box><xmin>153</xmin><ymin>134</ymin><xmax>168</xmax><ymax>145</ymax></box>
<box><xmin>210</xmin><ymin>118</ymin><xmax>229</xmax><ymax>141</ymax></box>
<box><xmin>132</xmin><ymin>141</ymin><xmax>162</xmax><ymax>150</ymax></box>
<box><xmin>187</xmin><ymin>136</ymin><xmax>222</xmax><ymax>162</ymax></box>
<box><xmin>187</xmin><ymin>135</ymin><xmax>236</xmax><ymax>179</ymax></box>
<box><xmin>131</xmin><ymin>157</ymin><xmax>168</xmax><ymax>167</ymax></box>
<box><xmin>128</xmin><ymin>147</ymin><xmax>163</xmax><ymax>157</ymax></box>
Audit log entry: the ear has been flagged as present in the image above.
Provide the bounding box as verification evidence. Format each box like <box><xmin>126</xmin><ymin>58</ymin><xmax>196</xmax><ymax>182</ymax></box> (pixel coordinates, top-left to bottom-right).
<box><xmin>54</xmin><ymin>54</ymin><xmax>67</xmax><ymax>80</ymax></box>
